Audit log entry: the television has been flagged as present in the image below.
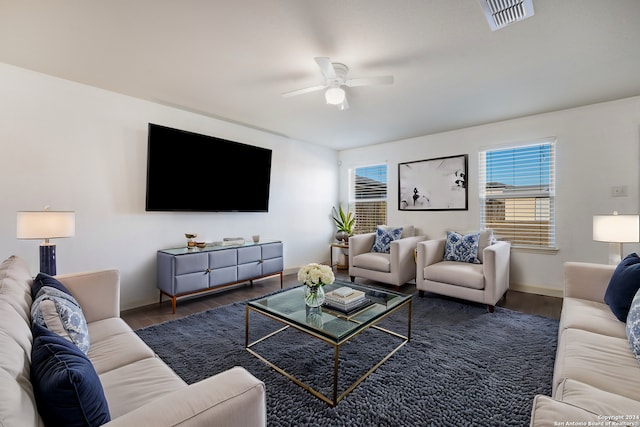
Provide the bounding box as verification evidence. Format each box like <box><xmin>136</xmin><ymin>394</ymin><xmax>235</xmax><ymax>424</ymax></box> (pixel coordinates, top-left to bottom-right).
<box><xmin>145</xmin><ymin>123</ymin><xmax>272</xmax><ymax>212</ymax></box>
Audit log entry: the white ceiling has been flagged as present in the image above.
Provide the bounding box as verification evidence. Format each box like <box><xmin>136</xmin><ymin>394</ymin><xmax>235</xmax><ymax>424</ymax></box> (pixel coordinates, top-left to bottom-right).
<box><xmin>1</xmin><ymin>1</ymin><xmax>639</xmax><ymax>150</ymax></box>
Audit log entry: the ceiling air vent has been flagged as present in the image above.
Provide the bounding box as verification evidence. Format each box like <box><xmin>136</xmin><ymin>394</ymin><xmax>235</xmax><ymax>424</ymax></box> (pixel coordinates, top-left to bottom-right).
<box><xmin>479</xmin><ymin>0</ymin><xmax>535</xmax><ymax>31</ymax></box>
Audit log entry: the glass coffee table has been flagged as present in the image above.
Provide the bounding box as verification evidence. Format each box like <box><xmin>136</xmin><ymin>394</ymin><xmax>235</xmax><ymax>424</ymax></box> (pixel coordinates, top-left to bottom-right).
<box><xmin>245</xmin><ymin>282</ymin><xmax>412</xmax><ymax>406</ymax></box>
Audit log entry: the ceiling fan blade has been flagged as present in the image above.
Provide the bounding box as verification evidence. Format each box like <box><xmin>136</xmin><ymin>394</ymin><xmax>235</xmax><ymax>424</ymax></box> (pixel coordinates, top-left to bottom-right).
<box><xmin>281</xmin><ymin>85</ymin><xmax>326</xmax><ymax>98</ymax></box>
<box><xmin>314</xmin><ymin>57</ymin><xmax>336</xmax><ymax>79</ymax></box>
<box><xmin>345</xmin><ymin>76</ymin><xmax>394</xmax><ymax>87</ymax></box>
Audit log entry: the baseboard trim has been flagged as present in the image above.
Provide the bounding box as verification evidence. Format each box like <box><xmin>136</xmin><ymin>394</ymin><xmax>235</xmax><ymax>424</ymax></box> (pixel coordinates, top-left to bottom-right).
<box><xmin>509</xmin><ymin>282</ymin><xmax>563</xmax><ymax>298</ymax></box>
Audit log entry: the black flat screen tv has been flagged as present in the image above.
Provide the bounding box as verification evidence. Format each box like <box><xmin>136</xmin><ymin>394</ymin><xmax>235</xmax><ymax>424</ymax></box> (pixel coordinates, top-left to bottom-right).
<box><xmin>145</xmin><ymin>123</ymin><xmax>272</xmax><ymax>212</ymax></box>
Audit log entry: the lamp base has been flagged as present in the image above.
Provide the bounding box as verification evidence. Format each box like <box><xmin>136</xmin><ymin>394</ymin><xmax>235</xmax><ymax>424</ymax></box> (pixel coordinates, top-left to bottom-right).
<box><xmin>608</xmin><ymin>242</ymin><xmax>623</xmax><ymax>265</ymax></box>
<box><xmin>39</xmin><ymin>244</ymin><xmax>57</xmax><ymax>276</ymax></box>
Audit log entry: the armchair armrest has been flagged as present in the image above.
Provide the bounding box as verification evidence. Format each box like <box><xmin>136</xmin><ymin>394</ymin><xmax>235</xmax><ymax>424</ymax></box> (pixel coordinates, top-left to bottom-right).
<box><xmin>481</xmin><ymin>241</ymin><xmax>511</xmax><ymax>303</ymax></box>
<box><xmin>55</xmin><ymin>269</ymin><xmax>120</xmax><ymax>322</ymax></box>
<box><xmin>103</xmin><ymin>367</ymin><xmax>266</xmax><ymax>427</ymax></box>
<box><xmin>416</xmin><ymin>239</ymin><xmax>446</xmax><ymax>269</ymax></box>
<box><xmin>390</xmin><ymin>235</ymin><xmax>428</xmax><ymax>283</ymax></box>
<box><xmin>348</xmin><ymin>233</ymin><xmax>376</xmax><ymax>257</ymax></box>
<box><xmin>564</xmin><ymin>261</ymin><xmax>615</xmax><ymax>302</ymax></box>
<box><xmin>390</xmin><ymin>235</ymin><xmax>429</xmax><ymax>266</ymax></box>
<box><xmin>529</xmin><ymin>395</ymin><xmax>600</xmax><ymax>427</ymax></box>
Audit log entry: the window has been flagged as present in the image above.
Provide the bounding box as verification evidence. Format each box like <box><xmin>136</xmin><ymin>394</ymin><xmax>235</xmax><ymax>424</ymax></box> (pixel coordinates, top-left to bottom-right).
<box><xmin>349</xmin><ymin>164</ymin><xmax>387</xmax><ymax>234</ymax></box>
<box><xmin>479</xmin><ymin>139</ymin><xmax>556</xmax><ymax>249</ymax></box>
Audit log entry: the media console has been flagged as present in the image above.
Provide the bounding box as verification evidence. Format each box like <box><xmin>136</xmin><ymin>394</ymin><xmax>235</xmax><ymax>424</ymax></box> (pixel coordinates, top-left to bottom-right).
<box><xmin>157</xmin><ymin>240</ymin><xmax>283</xmax><ymax>313</ymax></box>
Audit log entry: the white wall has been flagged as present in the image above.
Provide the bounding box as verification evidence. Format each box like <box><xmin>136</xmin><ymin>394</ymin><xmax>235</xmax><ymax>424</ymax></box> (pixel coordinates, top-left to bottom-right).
<box><xmin>0</xmin><ymin>63</ymin><xmax>339</xmax><ymax>310</ymax></box>
<box><xmin>339</xmin><ymin>96</ymin><xmax>640</xmax><ymax>295</ymax></box>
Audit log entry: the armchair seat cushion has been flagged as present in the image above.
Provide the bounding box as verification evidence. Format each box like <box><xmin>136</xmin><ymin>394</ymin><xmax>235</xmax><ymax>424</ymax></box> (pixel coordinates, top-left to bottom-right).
<box><xmin>423</xmin><ymin>261</ymin><xmax>485</xmax><ymax>290</ymax></box>
<box><xmin>352</xmin><ymin>252</ymin><xmax>391</xmax><ymax>273</ymax></box>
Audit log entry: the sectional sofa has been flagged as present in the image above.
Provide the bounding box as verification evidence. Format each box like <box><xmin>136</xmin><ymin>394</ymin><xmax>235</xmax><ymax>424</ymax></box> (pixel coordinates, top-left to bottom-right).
<box><xmin>530</xmin><ymin>261</ymin><xmax>640</xmax><ymax>425</ymax></box>
<box><xmin>0</xmin><ymin>255</ymin><xmax>266</xmax><ymax>427</ymax></box>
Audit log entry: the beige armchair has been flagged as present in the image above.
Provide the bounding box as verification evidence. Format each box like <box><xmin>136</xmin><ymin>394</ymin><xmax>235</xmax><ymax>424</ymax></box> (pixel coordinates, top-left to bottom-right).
<box><xmin>415</xmin><ymin>235</ymin><xmax>511</xmax><ymax>312</ymax></box>
<box><xmin>349</xmin><ymin>226</ymin><xmax>427</xmax><ymax>289</ymax></box>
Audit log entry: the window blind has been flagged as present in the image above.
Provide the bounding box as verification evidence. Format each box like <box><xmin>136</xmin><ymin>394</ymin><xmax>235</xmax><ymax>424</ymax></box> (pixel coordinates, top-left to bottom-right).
<box><xmin>350</xmin><ymin>164</ymin><xmax>387</xmax><ymax>234</ymax></box>
<box><xmin>479</xmin><ymin>139</ymin><xmax>556</xmax><ymax>249</ymax></box>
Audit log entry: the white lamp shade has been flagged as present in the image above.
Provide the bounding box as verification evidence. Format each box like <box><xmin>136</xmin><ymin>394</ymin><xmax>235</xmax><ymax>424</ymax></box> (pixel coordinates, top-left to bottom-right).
<box><xmin>17</xmin><ymin>211</ymin><xmax>75</xmax><ymax>239</ymax></box>
<box><xmin>593</xmin><ymin>214</ymin><xmax>640</xmax><ymax>243</ymax></box>
<box><xmin>325</xmin><ymin>87</ymin><xmax>345</xmax><ymax>105</ymax></box>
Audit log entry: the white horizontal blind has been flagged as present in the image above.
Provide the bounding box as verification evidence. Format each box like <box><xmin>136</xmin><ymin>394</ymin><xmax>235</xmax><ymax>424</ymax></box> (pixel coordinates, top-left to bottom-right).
<box><xmin>350</xmin><ymin>164</ymin><xmax>387</xmax><ymax>234</ymax></box>
<box><xmin>479</xmin><ymin>139</ymin><xmax>556</xmax><ymax>249</ymax></box>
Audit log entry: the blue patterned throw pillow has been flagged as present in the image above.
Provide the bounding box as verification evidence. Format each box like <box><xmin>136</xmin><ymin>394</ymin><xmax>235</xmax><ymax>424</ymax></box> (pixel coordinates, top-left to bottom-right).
<box><xmin>443</xmin><ymin>231</ymin><xmax>481</xmax><ymax>263</ymax></box>
<box><xmin>626</xmin><ymin>288</ymin><xmax>640</xmax><ymax>363</ymax></box>
<box><xmin>31</xmin><ymin>287</ymin><xmax>90</xmax><ymax>354</ymax></box>
<box><xmin>371</xmin><ymin>226</ymin><xmax>403</xmax><ymax>253</ymax></box>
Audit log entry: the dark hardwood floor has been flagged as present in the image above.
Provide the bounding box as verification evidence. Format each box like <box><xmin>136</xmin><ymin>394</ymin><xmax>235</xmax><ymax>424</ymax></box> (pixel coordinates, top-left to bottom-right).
<box><xmin>121</xmin><ymin>268</ymin><xmax>563</xmax><ymax>330</ymax></box>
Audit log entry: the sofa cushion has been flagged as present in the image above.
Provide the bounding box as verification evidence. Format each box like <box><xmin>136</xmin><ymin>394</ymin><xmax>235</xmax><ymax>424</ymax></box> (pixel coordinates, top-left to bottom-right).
<box><xmin>31</xmin><ymin>286</ymin><xmax>90</xmax><ymax>354</ymax></box>
<box><xmin>604</xmin><ymin>252</ymin><xmax>640</xmax><ymax>321</ymax></box>
<box><xmin>560</xmin><ymin>297</ymin><xmax>626</xmax><ymax>339</ymax></box>
<box><xmin>443</xmin><ymin>231</ymin><xmax>481</xmax><ymax>264</ymax></box>
<box><xmin>87</xmin><ymin>318</ymin><xmax>156</xmax><ymax>375</ymax></box>
<box><xmin>626</xmin><ymin>288</ymin><xmax>640</xmax><ymax>362</ymax></box>
<box><xmin>553</xmin><ymin>328</ymin><xmax>640</xmax><ymax>401</ymax></box>
<box><xmin>99</xmin><ymin>357</ymin><xmax>187</xmax><ymax>419</ymax></box>
<box><xmin>31</xmin><ymin>272</ymin><xmax>72</xmax><ymax>299</ymax></box>
<box><xmin>423</xmin><ymin>261</ymin><xmax>485</xmax><ymax>290</ymax></box>
<box><xmin>371</xmin><ymin>226</ymin><xmax>403</xmax><ymax>254</ymax></box>
<box><xmin>352</xmin><ymin>252</ymin><xmax>391</xmax><ymax>273</ymax></box>
<box><xmin>555</xmin><ymin>378</ymin><xmax>640</xmax><ymax>417</ymax></box>
<box><xmin>31</xmin><ymin>324</ymin><xmax>110</xmax><ymax>427</ymax></box>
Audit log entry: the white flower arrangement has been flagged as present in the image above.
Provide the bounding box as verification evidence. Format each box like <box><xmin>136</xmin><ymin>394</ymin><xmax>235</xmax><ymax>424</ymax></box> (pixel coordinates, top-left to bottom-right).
<box><xmin>297</xmin><ymin>263</ymin><xmax>335</xmax><ymax>287</ymax></box>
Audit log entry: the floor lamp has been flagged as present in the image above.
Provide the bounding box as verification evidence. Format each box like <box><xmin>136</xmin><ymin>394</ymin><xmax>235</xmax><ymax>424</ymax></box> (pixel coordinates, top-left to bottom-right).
<box><xmin>16</xmin><ymin>210</ymin><xmax>75</xmax><ymax>275</ymax></box>
<box><xmin>593</xmin><ymin>211</ymin><xmax>640</xmax><ymax>265</ymax></box>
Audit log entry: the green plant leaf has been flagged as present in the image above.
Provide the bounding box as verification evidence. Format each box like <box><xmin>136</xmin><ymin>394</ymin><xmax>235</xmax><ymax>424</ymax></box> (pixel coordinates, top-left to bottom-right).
<box><xmin>331</xmin><ymin>205</ymin><xmax>355</xmax><ymax>233</ymax></box>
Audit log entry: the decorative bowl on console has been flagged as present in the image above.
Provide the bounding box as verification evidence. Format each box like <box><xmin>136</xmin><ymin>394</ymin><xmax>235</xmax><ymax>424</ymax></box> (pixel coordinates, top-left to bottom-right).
<box><xmin>185</xmin><ymin>233</ymin><xmax>197</xmax><ymax>247</ymax></box>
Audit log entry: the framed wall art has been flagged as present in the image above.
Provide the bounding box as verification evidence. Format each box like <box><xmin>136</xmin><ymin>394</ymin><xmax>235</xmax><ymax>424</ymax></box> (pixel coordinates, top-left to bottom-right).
<box><xmin>398</xmin><ymin>154</ymin><xmax>468</xmax><ymax>211</ymax></box>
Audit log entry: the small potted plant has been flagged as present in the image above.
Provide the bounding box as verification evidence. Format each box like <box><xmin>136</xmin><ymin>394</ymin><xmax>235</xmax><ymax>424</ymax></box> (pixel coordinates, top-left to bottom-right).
<box><xmin>331</xmin><ymin>205</ymin><xmax>355</xmax><ymax>242</ymax></box>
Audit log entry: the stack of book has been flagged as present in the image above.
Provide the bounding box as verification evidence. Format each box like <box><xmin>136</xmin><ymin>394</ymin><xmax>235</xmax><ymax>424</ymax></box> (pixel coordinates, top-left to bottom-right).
<box><xmin>323</xmin><ymin>286</ymin><xmax>370</xmax><ymax>313</ymax></box>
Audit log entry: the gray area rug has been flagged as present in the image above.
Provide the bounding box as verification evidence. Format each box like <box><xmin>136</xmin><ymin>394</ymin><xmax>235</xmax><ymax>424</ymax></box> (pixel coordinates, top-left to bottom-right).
<box><xmin>136</xmin><ymin>284</ymin><xmax>558</xmax><ymax>427</ymax></box>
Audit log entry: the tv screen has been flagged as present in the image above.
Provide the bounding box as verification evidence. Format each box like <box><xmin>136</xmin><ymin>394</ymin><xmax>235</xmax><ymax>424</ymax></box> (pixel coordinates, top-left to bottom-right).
<box><xmin>145</xmin><ymin>123</ymin><xmax>272</xmax><ymax>212</ymax></box>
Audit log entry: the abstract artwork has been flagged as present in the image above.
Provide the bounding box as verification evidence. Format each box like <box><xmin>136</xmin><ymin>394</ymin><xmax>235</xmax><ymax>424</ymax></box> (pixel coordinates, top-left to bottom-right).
<box><xmin>398</xmin><ymin>154</ymin><xmax>468</xmax><ymax>210</ymax></box>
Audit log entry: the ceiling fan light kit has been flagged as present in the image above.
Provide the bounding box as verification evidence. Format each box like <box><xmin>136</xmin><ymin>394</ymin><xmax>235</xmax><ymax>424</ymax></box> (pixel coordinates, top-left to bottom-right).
<box><xmin>325</xmin><ymin>87</ymin><xmax>345</xmax><ymax>105</ymax></box>
<box><xmin>282</xmin><ymin>57</ymin><xmax>394</xmax><ymax>111</ymax></box>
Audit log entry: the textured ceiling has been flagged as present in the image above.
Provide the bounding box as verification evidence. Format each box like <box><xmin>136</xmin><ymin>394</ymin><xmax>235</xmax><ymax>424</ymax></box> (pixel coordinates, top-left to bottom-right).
<box><xmin>1</xmin><ymin>0</ymin><xmax>639</xmax><ymax>150</ymax></box>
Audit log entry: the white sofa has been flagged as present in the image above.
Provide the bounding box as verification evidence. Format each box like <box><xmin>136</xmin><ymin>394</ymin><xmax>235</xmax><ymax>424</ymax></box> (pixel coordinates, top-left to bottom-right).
<box><xmin>0</xmin><ymin>255</ymin><xmax>266</xmax><ymax>427</ymax></box>
<box><xmin>530</xmin><ymin>261</ymin><xmax>640</xmax><ymax>425</ymax></box>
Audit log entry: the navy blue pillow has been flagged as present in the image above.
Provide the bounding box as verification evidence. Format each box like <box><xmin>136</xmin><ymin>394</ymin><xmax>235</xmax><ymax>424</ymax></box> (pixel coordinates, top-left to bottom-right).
<box><xmin>31</xmin><ymin>324</ymin><xmax>110</xmax><ymax>427</ymax></box>
<box><xmin>31</xmin><ymin>272</ymin><xmax>71</xmax><ymax>300</ymax></box>
<box><xmin>604</xmin><ymin>253</ymin><xmax>640</xmax><ymax>322</ymax></box>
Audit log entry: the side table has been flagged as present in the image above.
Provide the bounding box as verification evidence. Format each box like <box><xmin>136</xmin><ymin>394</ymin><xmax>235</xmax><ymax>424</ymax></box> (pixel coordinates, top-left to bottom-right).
<box><xmin>330</xmin><ymin>242</ymin><xmax>349</xmax><ymax>270</ymax></box>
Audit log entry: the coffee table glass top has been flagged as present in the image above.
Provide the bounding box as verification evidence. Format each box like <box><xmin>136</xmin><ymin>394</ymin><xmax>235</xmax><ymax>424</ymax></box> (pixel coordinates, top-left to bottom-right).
<box><xmin>247</xmin><ymin>282</ymin><xmax>411</xmax><ymax>343</ymax></box>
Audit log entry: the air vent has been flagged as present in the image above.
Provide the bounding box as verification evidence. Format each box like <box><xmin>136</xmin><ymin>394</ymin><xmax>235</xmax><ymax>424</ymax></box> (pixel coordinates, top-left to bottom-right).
<box><xmin>479</xmin><ymin>0</ymin><xmax>535</xmax><ymax>31</ymax></box>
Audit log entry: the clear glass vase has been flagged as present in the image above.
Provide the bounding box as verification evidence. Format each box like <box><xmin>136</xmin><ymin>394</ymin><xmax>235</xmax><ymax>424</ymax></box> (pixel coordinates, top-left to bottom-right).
<box><xmin>304</xmin><ymin>284</ymin><xmax>325</xmax><ymax>307</ymax></box>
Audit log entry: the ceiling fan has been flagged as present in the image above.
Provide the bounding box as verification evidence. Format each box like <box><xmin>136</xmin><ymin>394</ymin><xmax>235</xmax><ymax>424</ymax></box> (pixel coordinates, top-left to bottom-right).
<box><xmin>282</xmin><ymin>57</ymin><xmax>394</xmax><ymax>110</ymax></box>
